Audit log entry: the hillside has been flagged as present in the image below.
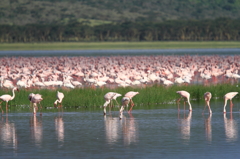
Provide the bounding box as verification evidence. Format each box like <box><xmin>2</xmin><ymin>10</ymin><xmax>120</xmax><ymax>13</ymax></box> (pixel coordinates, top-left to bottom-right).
<box><xmin>0</xmin><ymin>0</ymin><xmax>240</xmax><ymax>25</ymax></box>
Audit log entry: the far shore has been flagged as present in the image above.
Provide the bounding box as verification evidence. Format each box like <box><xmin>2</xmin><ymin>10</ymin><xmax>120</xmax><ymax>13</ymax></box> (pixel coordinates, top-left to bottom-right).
<box><xmin>0</xmin><ymin>41</ymin><xmax>240</xmax><ymax>51</ymax></box>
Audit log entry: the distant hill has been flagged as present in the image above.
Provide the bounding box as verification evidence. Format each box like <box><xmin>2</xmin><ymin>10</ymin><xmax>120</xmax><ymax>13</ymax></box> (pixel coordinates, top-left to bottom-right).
<box><xmin>1</xmin><ymin>0</ymin><xmax>240</xmax><ymax>25</ymax></box>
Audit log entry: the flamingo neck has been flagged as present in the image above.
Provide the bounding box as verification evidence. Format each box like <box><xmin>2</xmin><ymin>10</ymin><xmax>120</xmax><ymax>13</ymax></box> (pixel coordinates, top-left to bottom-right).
<box><xmin>224</xmin><ymin>98</ymin><xmax>228</xmax><ymax>107</ymax></box>
<box><xmin>187</xmin><ymin>98</ymin><xmax>192</xmax><ymax>110</ymax></box>
<box><xmin>11</xmin><ymin>88</ymin><xmax>16</xmax><ymax>100</ymax></box>
<box><xmin>103</xmin><ymin>100</ymin><xmax>110</xmax><ymax>107</ymax></box>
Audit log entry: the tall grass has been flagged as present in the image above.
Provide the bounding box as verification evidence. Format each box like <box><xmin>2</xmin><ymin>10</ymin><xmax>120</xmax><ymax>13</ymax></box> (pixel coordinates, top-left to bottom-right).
<box><xmin>1</xmin><ymin>83</ymin><xmax>239</xmax><ymax>110</ymax></box>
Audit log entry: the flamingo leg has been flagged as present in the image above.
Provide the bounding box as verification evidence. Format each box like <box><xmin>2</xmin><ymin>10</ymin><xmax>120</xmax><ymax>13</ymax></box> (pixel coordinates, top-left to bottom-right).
<box><xmin>128</xmin><ymin>99</ymin><xmax>134</xmax><ymax>113</ymax></box>
<box><xmin>110</xmin><ymin>100</ymin><xmax>113</xmax><ymax>108</ymax></box>
<box><xmin>230</xmin><ymin>100</ymin><xmax>233</xmax><ymax>113</ymax></box>
<box><xmin>208</xmin><ymin>104</ymin><xmax>212</xmax><ymax>114</ymax></box>
<box><xmin>177</xmin><ymin>102</ymin><xmax>180</xmax><ymax>112</ymax></box>
<box><xmin>33</xmin><ymin>104</ymin><xmax>37</xmax><ymax>114</ymax></box>
<box><xmin>114</xmin><ymin>99</ymin><xmax>120</xmax><ymax>106</ymax></box>
<box><xmin>39</xmin><ymin>103</ymin><xmax>42</xmax><ymax>116</ymax></box>
<box><xmin>176</xmin><ymin>96</ymin><xmax>183</xmax><ymax>110</ymax></box>
<box><xmin>176</xmin><ymin>97</ymin><xmax>182</xmax><ymax>111</ymax></box>
<box><xmin>0</xmin><ymin>105</ymin><xmax>3</xmax><ymax>114</ymax></box>
<box><xmin>183</xmin><ymin>99</ymin><xmax>186</xmax><ymax>111</ymax></box>
<box><xmin>202</xmin><ymin>103</ymin><xmax>207</xmax><ymax>114</ymax></box>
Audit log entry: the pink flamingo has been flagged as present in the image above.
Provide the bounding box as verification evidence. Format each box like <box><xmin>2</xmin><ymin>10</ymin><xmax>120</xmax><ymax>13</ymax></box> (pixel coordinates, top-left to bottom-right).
<box><xmin>30</xmin><ymin>94</ymin><xmax>43</xmax><ymax>115</ymax></box>
<box><xmin>28</xmin><ymin>93</ymin><xmax>35</xmax><ymax>111</ymax></box>
<box><xmin>223</xmin><ymin>92</ymin><xmax>238</xmax><ymax>113</ymax></box>
<box><xmin>124</xmin><ymin>91</ymin><xmax>139</xmax><ymax>112</ymax></box>
<box><xmin>176</xmin><ymin>91</ymin><xmax>192</xmax><ymax>111</ymax></box>
<box><xmin>0</xmin><ymin>87</ymin><xmax>19</xmax><ymax>113</ymax></box>
<box><xmin>119</xmin><ymin>97</ymin><xmax>131</xmax><ymax>119</ymax></box>
<box><xmin>54</xmin><ymin>91</ymin><xmax>64</xmax><ymax>108</ymax></box>
<box><xmin>103</xmin><ymin>92</ymin><xmax>121</xmax><ymax>115</ymax></box>
<box><xmin>203</xmin><ymin>92</ymin><xmax>212</xmax><ymax>114</ymax></box>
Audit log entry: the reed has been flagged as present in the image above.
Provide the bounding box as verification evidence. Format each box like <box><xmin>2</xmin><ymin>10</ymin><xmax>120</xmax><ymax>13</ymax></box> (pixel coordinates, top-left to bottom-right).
<box><xmin>1</xmin><ymin>83</ymin><xmax>239</xmax><ymax>111</ymax></box>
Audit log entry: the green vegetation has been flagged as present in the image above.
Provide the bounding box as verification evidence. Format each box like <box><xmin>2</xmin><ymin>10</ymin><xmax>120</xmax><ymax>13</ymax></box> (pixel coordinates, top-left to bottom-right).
<box><xmin>0</xmin><ymin>18</ymin><xmax>240</xmax><ymax>43</ymax></box>
<box><xmin>1</xmin><ymin>0</ymin><xmax>240</xmax><ymax>25</ymax></box>
<box><xmin>1</xmin><ymin>1</ymin><xmax>240</xmax><ymax>43</ymax></box>
<box><xmin>1</xmin><ymin>41</ymin><xmax>240</xmax><ymax>51</ymax></box>
<box><xmin>2</xmin><ymin>84</ymin><xmax>239</xmax><ymax>111</ymax></box>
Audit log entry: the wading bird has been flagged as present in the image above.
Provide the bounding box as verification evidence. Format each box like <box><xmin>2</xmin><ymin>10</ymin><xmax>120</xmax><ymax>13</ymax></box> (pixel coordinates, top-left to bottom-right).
<box><xmin>28</xmin><ymin>93</ymin><xmax>35</xmax><ymax>111</ymax></box>
<box><xmin>203</xmin><ymin>92</ymin><xmax>212</xmax><ymax>114</ymax></box>
<box><xmin>223</xmin><ymin>92</ymin><xmax>238</xmax><ymax>113</ymax></box>
<box><xmin>30</xmin><ymin>94</ymin><xmax>43</xmax><ymax>115</ymax></box>
<box><xmin>124</xmin><ymin>91</ymin><xmax>139</xmax><ymax>113</ymax></box>
<box><xmin>176</xmin><ymin>91</ymin><xmax>192</xmax><ymax>111</ymax></box>
<box><xmin>119</xmin><ymin>97</ymin><xmax>131</xmax><ymax>119</ymax></box>
<box><xmin>54</xmin><ymin>91</ymin><xmax>64</xmax><ymax>108</ymax></box>
<box><xmin>103</xmin><ymin>92</ymin><xmax>121</xmax><ymax>115</ymax></box>
<box><xmin>0</xmin><ymin>87</ymin><xmax>19</xmax><ymax>113</ymax></box>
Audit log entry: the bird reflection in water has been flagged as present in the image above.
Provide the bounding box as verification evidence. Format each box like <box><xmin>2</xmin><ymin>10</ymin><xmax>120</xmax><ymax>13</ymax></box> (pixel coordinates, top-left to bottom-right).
<box><xmin>104</xmin><ymin>113</ymin><xmax>138</xmax><ymax>146</ymax></box>
<box><xmin>104</xmin><ymin>115</ymin><xmax>120</xmax><ymax>145</ymax></box>
<box><xmin>30</xmin><ymin>114</ymin><xmax>42</xmax><ymax>147</ymax></box>
<box><xmin>121</xmin><ymin>113</ymin><xmax>138</xmax><ymax>146</ymax></box>
<box><xmin>55</xmin><ymin>111</ymin><xmax>64</xmax><ymax>147</ymax></box>
<box><xmin>178</xmin><ymin>111</ymin><xmax>192</xmax><ymax>143</ymax></box>
<box><xmin>224</xmin><ymin>113</ymin><xmax>238</xmax><ymax>142</ymax></box>
<box><xmin>203</xmin><ymin>113</ymin><xmax>212</xmax><ymax>143</ymax></box>
<box><xmin>0</xmin><ymin>114</ymin><xmax>18</xmax><ymax>152</ymax></box>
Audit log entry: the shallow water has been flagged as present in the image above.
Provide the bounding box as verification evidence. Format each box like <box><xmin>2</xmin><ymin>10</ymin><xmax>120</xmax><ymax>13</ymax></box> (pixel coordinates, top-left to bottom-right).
<box><xmin>1</xmin><ymin>48</ymin><xmax>240</xmax><ymax>57</ymax></box>
<box><xmin>1</xmin><ymin>101</ymin><xmax>240</xmax><ymax>158</ymax></box>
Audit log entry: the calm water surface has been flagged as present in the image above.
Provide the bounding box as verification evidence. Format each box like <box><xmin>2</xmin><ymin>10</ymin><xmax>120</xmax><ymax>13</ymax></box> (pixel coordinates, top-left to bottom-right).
<box><xmin>0</xmin><ymin>48</ymin><xmax>240</xmax><ymax>57</ymax></box>
<box><xmin>1</xmin><ymin>101</ymin><xmax>240</xmax><ymax>158</ymax></box>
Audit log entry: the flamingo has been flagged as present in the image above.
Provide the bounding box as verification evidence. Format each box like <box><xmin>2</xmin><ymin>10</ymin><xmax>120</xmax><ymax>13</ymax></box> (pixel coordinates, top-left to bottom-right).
<box><xmin>0</xmin><ymin>87</ymin><xmax>19</xmax><ymax>113</ymax></box>
<box><xmin>223</xmin><ymin>92</ymin><xmax>238</xmax><ymax>113</ymax></box>
<box><xmin>28</xmin><ymin>93</ymin><xmax>35</xmax><ymax>111</ymax></box>
<box><xmin>54</xmin><ymin>91</ymin><xmax>64</xmax><ymax>108</ymax></box>
<box><xmin>203</xmin><ymin>92</ymin><xmax>212</xmax><ymax>114</ymax></box>
<box><xmin>124</xmin><ymin>91</ymin><xmax>139</xmax><ymax>112</ymax></box>
<box><xmin>119</xmin><ymin>97</ymin><xmax>131</xmax><ymax>119</ymax></box>
<box><xmin>103</xmin><ymin>92</ymin><xmax>121</xmax><ymax>115</ymax></box>
<box><xmin>176</xmin><ymin>91</ymin><xmax>192</xmax><ymax>111</ymax></box>
<box><xmin>30</xmin><ymin>94</ymin><xmax>43</xmax><ymax>114</ymax></box>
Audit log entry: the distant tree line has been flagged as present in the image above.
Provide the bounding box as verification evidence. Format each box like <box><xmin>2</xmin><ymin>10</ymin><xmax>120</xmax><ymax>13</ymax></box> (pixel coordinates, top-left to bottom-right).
<box><xmin>0</xmin><ymin>18</ymin><xmax>240</xmax><ymax>42</ymax></box>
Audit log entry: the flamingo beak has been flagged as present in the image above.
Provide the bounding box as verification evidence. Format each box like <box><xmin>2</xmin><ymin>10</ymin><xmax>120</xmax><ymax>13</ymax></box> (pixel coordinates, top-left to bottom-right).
<box><xmin>17</xmin><ymin>88</ymin><xmax>20</xmax><ymax>92</ymax></box>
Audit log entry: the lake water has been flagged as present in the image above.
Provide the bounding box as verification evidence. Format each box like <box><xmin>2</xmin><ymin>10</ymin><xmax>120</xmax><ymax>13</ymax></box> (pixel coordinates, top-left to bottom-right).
<box><xmin>0</xmin><ymin>48</ymin><xmax>240</xmax><ymax>57</ymax></box>
<box><xmin>1</xmin><ymin>100</ymin><xmax>240</xmax><ymax>159</ymax></box>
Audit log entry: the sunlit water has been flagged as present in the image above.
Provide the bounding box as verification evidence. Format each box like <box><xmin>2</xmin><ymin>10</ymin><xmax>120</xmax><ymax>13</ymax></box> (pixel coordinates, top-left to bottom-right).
<box><xmin>1</xmin><ymin>101</ymin><xmax>240</xmax><ymax>158</ymax></box>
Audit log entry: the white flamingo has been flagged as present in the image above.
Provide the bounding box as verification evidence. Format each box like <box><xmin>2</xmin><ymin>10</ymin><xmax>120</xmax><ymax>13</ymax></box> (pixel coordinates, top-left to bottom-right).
<box><xmin>0</xmin><ymin>87</ymin><xmax>19</xmax><ymax>113</ymax></box>
<box><xmin>54</xmin><ymin>91</ymin><xmax>64</xmax><ymax>108</ymax></box>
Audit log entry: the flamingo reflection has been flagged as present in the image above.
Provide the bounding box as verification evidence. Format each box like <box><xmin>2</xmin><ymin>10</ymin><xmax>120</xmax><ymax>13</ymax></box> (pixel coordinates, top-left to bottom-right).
<box><xmin>104</xmin><ymin>115</ymin><xmax>120</xmax><ymax>145</ymax></box>
<box><xmin>55</xmin><ymin>112</ymin><xmax>64</xmax><ymax>146</ymax></box>
<box><xmin>224</xmin><ymin>113</ymin><xmax>238</xmax><ymax>142</ymax></box>
<box><xmin>0</xmin><ymin>114</ymin><xmax>18</xmax><ymax>151</ymax></box>
<box><xmin>178</xmin><ymin>111</ymin><xmax>192</xmax><ymax>142</ymax></box>
<box><xmin>104</xmin><ymin>113</ymin><xmax>138</xmax><ymax>146</ymax></box>
<box><xmin>204</xmin><ymin>113</ymin><xmax>212</xmax><ymax>142</ymax></box>
<box><xmin>30</xmin><ymin>115</ymin><xmax>42</xmax><ymax>147</ymax></box>
<box><xmin>121</xmin><ymin>113</ymin><xmax>138</xmax><ymax>145</ymax></box>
